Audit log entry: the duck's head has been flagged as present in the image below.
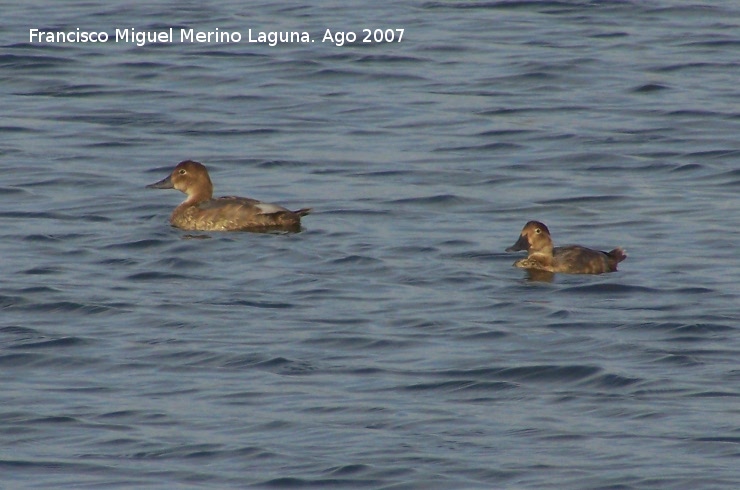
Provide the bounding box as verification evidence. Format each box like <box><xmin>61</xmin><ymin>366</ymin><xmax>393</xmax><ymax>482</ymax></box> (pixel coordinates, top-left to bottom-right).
<box><xmin>148</xmin><ymin>160</ymin><xmax>213</xmax><ymax>202</ymax></box>
<box><xmin>506</xmin><ymin>220</ymin><xmax>553</xmax><ymax>254</ymax></box>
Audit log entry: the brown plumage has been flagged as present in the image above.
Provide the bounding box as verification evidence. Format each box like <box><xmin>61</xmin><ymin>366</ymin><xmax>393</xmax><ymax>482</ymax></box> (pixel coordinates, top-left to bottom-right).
<box><xmin>147</xmin><ymin>160</ymin><xmax>310</xmax><ymax>232</ymax></box>
<box><xmin>506</xmin><ymin>221</ymin><xmax>626</xmax><ymax>274</ymax></box>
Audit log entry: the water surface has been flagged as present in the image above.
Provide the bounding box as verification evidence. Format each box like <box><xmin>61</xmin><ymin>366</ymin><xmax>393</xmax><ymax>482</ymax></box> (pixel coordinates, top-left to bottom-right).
<box><xmin>1</xmin><ymin>1</ymin><xmax>739</xmax><ymax>489</ymax></box>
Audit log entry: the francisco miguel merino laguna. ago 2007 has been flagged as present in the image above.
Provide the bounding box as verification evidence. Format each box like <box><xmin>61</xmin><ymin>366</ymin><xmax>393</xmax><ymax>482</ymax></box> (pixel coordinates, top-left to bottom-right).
<box><xmin>27</xmin><ymin>27</ymin><xmax>404</xmax><ymax>47</ymax></box>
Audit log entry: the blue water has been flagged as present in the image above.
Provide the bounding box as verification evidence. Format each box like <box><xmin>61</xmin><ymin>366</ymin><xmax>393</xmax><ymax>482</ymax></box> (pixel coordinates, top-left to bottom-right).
<box><xmin>1</xmin><ymin>1</ymin><xmax>739</xmax><ymax>489</ymax></box>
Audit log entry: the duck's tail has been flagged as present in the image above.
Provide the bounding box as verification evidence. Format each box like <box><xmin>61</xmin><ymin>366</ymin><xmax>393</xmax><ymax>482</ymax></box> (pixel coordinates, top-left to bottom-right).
<box><xmin>293</xmin><ymin>208</ymin><xmax>312</xmax><ymax>217</ymax></box>
<box><xmin>607</xmin><ymin>247</ymin><xmax>627</xmax><ymax>265</ymax></box>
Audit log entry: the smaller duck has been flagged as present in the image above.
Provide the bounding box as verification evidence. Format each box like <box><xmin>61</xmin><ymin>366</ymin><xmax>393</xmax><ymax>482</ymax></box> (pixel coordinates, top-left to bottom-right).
<box><xmin>147</xmin><ymin>160</ymin><xmax>311</xmax><ymax>232</ymax></box>
<box><xmin>506</xmin><ymin>221</ymin><xmax>626</xmax><ymax>274</ymax></box>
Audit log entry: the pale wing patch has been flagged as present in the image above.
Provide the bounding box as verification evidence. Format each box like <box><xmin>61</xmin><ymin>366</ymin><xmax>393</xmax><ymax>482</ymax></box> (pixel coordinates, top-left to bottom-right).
<box><xmin>255</xmin><ymin>202</ymin><xmax>287</xmax><ymax>215</ymax></box>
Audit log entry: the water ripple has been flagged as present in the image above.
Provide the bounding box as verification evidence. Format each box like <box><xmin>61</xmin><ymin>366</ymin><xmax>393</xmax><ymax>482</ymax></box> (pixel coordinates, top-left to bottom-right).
<box><xmin>2</xmin><ymin>2</ymin><xmax>739</xmax><ymax>489</ymax></box>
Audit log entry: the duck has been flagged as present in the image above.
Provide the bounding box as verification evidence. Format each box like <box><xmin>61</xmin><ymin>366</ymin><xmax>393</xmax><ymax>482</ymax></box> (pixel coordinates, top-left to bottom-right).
<box><xmin>147</xmin><ymin>160</ymin><xmax>311</xmax><ymax>232</ymax></box>
<box><xmin>506</xmin><ymin>221</ymin><xmax>626</xmax><ymax>274</ymax></box>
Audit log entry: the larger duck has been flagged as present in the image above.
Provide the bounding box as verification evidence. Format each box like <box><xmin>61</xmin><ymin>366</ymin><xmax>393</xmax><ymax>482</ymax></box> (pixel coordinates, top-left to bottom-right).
<box><xmin>147</xmin><ymin>160</ymin><xmax>310</xmax><ymax>232</ymax></box>
<box><xmin>506</xmin><ymin>221</ymin><xmax>626</xmax><ymax>274</ymax></box>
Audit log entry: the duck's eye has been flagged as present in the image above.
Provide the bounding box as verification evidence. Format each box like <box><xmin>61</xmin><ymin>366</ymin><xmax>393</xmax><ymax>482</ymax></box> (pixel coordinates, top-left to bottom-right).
<box><xmin>178</xmin><ymin>169</ymin><xmax>187</xmax><ymax>175</ymax></box>
<box><xmin>535</xmin><ymin>228</ymin><xmax>541</xmax><ymax>234</ymax></box>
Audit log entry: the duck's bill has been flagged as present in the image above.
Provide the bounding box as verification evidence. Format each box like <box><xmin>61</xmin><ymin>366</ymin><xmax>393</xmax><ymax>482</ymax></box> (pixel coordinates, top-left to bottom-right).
<box><xmin>147</xmin><ymin>175</ymin><xmax>174</xmax><ymax>189</ymax></box>
<box><xmin>506</xmin><ymin>234</ymin><xmax>529</xmax><ymax>252</ymax></box>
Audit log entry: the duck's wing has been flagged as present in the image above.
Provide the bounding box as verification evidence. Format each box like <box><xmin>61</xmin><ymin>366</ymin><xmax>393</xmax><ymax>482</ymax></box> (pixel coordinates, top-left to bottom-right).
<box><xmin>201</xmin><ymin>197</ymin><xmax>310</xmax><ymax>216</ymax></box>
<box><xmin>205</xmin><ymin>197</ymin><xmax>308</xmax><ymax>218</ymax></box>
<box><xmin>553</xmin><ymin>245</ymin><xmax>617</xmax><ymax>274</ymax></box>
<box><xmin>199</xmin><ymin>197</ymin><xmax>292</xmax><ymax>212</ymax></box>
<box><xmin>197</xmin><ymin>196</ymin><xmax>257</xmax><ymax>209</ymax></box>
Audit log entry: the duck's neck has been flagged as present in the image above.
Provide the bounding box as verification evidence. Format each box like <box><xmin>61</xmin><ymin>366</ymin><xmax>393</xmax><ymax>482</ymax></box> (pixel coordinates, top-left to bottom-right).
<box><xmin>183</xmin><ymin>184</ymin><xmax>213</xmax><ymax>205</ymax></box>
<box><xmin>529</xmin><ymin>244</ymin><xmax>553</xmax><ymax>258</ymax></box>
